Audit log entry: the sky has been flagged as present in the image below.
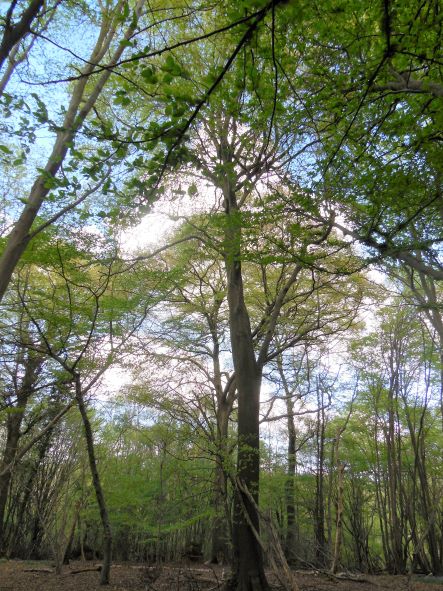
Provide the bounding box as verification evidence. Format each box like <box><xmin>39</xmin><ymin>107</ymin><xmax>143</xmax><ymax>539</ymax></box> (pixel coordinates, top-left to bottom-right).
<box><xmin>0</xmin><ymin>3</ymin><xmax>389</xmax><ymax>420</ymax></box>
<box><xmin>120</xmin><ymin>212</ymin><xmax>177</xmax><ymax>255</ymax></box>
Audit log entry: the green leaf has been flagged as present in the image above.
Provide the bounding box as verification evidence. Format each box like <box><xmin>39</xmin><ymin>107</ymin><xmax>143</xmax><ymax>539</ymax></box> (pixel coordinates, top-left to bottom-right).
<box><xmin>187</xmin><ymin>183</ymin><xmax>198</xmax><ymax>196</ymax></box>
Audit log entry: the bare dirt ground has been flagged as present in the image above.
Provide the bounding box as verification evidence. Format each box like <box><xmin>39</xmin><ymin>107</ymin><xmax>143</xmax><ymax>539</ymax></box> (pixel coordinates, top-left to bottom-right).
<box><xmin>1</xmin><ymin>560</ymin><xmax>443</xmax><ymax>591</ymax></box>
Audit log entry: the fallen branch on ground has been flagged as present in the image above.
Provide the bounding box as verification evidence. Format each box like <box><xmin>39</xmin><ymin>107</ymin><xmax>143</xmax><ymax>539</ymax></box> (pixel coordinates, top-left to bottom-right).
<box><xmin>294</xmin><ymin>568</ymin><xmax>373</xmax><ymax>584</ymax></box>
<box><xmin>70</xmin><ymin>565</ymin><xmax>102</xmax><ymax>574</ymax></box>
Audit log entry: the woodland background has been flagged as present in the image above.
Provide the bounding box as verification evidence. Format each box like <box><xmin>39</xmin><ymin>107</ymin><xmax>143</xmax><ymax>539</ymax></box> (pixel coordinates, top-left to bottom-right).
<box><xmin>0</xmin><ymin>1</ymin><xmax>442</xmax><ymax>589</ymax></box>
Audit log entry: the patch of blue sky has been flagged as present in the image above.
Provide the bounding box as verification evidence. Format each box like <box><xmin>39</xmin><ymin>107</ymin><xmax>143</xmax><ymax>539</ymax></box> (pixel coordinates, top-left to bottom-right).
<box><xmin>0</xmin><ymin>5</ymin><xmax>116</xmax><ymax>228</ymax></box>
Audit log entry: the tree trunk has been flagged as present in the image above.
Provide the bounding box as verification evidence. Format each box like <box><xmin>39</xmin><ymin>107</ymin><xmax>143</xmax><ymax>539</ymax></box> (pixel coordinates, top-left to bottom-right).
<box><xmin>223</xmin><ymin>181</ymin><xmax>268</xmax><ymax>591</ymax></box>
<box><xmin>5</xmin><ymin>423</ymin><xmax>54</xmax><ymax>558</ymax></box>
<box><xmin>386</xmin><ymin>354</ymin><xmax>406</xmax><ymax>574</ymax></box>
<box><xmin>75</xmin><ymin>375</ymin><xmax>112</xmax><ymax>585</ymax></box>
<box><xmin>276</xmin><ymin>353</ymin><xmax>299</xmax><ymax>564</ymax></box>
<box><xmin>405</xmin><ymin>403</ymin><xmax>443</xmax><ymax>574</ymax></box>
<box><xmin>331</xmin><ymin>461</ymin><xmax>344</xmax><ymax>573</ymax></box>
<box><xmin>285</xmin><ymin>397</ymin><xmax>298</xmax><ymax>564</ymax></box>
<box><xmin>314</xmin><ymin>386</ymin><xmax>327</xmax><ymax>567</ymax></box>
<box><xmin>347</xmin><ymin>477</ymin><xmax>371</xmax><ymax>572</ymax></box>
<box><xmin>63</xmin><ymin>502</ymin><xmax>82</xmax><ymax>566</ymax></box>
<box><xmin>211</xmin><ymin>402</ymin><xmax>230</xmax><ymax>564</ymax></box>
<box><xmin>210</xmin><ymin>322</ymin><xmax>234</xmax><ymax>565</ymax></box>
<box><xmin>0</xmin><ymin>409</ymin><xmax>23</xmax><ymax>554</ymax></box>
<box><xmin>0</xmin><ymin>350</ymin><xmax>42</xmax><ymax>554</ymax></box>
<box><xmin>0</xmin><ymin>0</ymin><xmax>45</xmax><ymax>69</ymax></box>
<box><xmin>0</xmin><ymin>1</ymin><xmax>143</xmax><ymax>302</ymax></box>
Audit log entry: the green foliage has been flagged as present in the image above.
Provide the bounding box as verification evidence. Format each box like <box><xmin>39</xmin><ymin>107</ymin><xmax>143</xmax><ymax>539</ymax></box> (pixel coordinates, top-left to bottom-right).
<box><xmin>1</xmin><ymin>0</ymin><xmax>443</xmax><ymax>574</ymax></box>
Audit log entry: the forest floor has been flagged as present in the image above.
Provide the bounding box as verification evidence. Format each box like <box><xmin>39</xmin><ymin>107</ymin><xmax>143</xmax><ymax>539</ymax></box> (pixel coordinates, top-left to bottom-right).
<box><xmin>1</xmin><ymin>560</ymin><xmax>443</xmax><ymax>591</ymax></box>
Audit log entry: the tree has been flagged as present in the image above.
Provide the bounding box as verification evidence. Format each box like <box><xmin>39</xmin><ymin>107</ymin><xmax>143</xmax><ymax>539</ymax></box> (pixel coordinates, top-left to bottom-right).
<box><xmin>349</xmin><ymin>301</ymin><xmax>443</xmax><ymax>574</ymax></box>
<box><xmin>278</xmin><ymin>1</ymin><xmax>443</xmax><ymax>278</ymax></box>
<box><xmin>0</xmin><ymin>322</ymin><xmax>45</xmax><ymax>553</ymax></box>
<box><xmin>0</xmin><ymin>0</ymin><xmax>286</xmax><ymax>303</ymax></box>
<box><xmin>1</xmin><ymin>0</ymin><xmax>442</xmax><ymax>584</ymax></box>
<box><xmin>0</xmin><ymin>223</ymin><xmax>163</xmax><ymax>582</ymax></box>
<box><xmin>160</xmin><ymin>103</ymin><xmax>363</xmax><ymax>588</ymax></box>
<box><xmin>149</xmin><ymin>244</ymin><xmax>235</xmax><ymax>564</ymax></box>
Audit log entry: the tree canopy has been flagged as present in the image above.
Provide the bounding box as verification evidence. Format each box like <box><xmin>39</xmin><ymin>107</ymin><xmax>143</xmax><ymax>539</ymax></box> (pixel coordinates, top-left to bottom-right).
<box><xmin>0</xmin><ymin>1</ymin><xmax>442</xmax><ymax>590</ymax></box>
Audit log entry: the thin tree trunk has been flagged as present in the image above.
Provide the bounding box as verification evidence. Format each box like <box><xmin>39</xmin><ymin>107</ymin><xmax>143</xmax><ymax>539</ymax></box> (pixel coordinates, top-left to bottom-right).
<box><xmin>285</xmin><ymin>400</ymin><xmax>298</xmax><ymax>565</ymax></box>
<box><xmin>331</xmin><ymin>461</ymin><xmax>344</xmax><ymax>573</ymax></box>
<box><xmin>0</xmin><ymin>408</ymin><xmax>24</xmax><ymax>554</ymax></box>
<box><xmin>405</xmin><ymin>401</ymin><xmax>442</xmax><ymax>574</ymax></box>
<box><xmin>63</xmin><ymin>501</ymin><xmax>83</xmax><ymax>565</ymax></box>
<box><xmin>0</xmin><ymin>0</ymin><xmax>143</xmax><ymax>302</ymax></box>
<box><xmin>75</xmin><ymin>375</ymin><xmax>112</xmax><ymax>585</ymax></box>
<box><xmin>210</xmin><ymin>322</ymin><xmax>234</xmax><ymax>565</ymax></box>
<box><xmin>330</xmin><ymin>404</ymin><xmax>353</xmax><ymax>573</ymax></box>
<box><xmin>211</xmin><ymin>402</ymin><xmax>230</xmax><ymax>564</ymax></box>
<box><xmin>314</xmin><ymin>384</ymin><xmax>327</xmax><ymax>567</ymax></box>
<box><xmin>275</xmin><ymin>354</ymin><xmax>299</xmax><ymax>564</ymax></box>
<box><xmin>5</xmin><ymin>424</ymin><xmax>54</xmax><ymax>558</ymax></box>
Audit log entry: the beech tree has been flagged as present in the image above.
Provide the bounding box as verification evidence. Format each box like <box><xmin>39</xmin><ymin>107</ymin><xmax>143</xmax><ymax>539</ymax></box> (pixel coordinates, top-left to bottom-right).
<box><xmin>0</xmin><ymin>0</ymin><xmax>287</xmax><ymax>304</ymax></box>
<box><xmin>152</xmin><ymin>113</ymin><xmax>364</xmax><ymax>591</ymax></box>
<box><xmin>0</xmin><ymin>0</ymin><xmax>442</xmax><ymax>587</ymax></box>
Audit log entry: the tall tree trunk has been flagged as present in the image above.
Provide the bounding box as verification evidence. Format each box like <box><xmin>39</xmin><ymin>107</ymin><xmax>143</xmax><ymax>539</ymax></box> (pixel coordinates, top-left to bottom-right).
<box><xmin>330</xmin><ymin>461</ymin><xmax>344</xmax><ymax>573</ymax></box>
<box><xmin>314</xmin><ymin>384</ymin><xmax>327</xmax><ymax>567</ymax></box>
<box><xmin>285</xmin><ymin>402</ymin><xmax>298</xmax><ymax>565</ymax></box>
<box><xmin>211</xmin><ymin>401</ymin><xmax>230</xmax><ymax>564</ymax></box>
<box><xmin>223</xmin><ymin>181</ymin><xmax>268</xmax><ymax>591</ymax></box>
<box><xmin>75</xmin><ymin>375</ymin><xmax>112</xmax><ymax>585</ymax></box>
